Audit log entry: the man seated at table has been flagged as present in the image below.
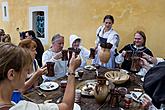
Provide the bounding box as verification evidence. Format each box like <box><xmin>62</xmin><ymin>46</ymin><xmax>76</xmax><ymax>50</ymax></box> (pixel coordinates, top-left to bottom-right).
<box><xmin>0</xmin><ymin>42</ymin><xmax>81</xmax><ymax>110</ymax></box>
<box><xmin>42</xmin><ymin>34</ymin><xmax>67</xmax><ymax>81</ymax></box>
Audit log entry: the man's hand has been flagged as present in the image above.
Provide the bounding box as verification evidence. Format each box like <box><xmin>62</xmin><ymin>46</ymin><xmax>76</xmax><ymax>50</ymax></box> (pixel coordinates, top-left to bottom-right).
<box><xmin>54</xmin><ymin>52</ymin><xmax>62</xmax><ymax>60</ymax></box>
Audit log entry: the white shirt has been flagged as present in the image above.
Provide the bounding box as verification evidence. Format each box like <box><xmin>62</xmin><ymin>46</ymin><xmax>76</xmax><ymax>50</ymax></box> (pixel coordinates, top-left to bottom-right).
<box><xmin>93</xmin><ymin>25</ymin><xmax>120</xmax><ymax>68</ymax></box>
<box><xmin>10</xmin><ymin>100</ymin><xmax>59</xmax><ymax>110</ymax></box>
<box><xmin>42</xmin><ymin>49</ymin><xmax>67</xmax><ymax>81</ymax></box>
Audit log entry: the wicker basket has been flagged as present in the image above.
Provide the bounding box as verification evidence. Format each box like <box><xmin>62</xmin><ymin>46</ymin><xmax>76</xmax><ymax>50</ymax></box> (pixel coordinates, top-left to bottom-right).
<box><xmin>105</xmin><ymin>70</ymin><xmax>129</xmax><ymax>84</ymax></box>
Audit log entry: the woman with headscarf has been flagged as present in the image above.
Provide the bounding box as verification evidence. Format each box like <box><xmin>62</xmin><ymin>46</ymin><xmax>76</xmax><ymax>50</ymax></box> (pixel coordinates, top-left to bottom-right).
<box><xmin>69</xmin><ymin>34</ymin><xmax>90</xmax><ymax>67</ymax></box>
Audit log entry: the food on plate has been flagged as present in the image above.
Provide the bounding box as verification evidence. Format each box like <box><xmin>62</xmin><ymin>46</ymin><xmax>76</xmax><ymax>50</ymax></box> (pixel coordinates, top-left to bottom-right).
<box><xmin>81</xmin><ymin>82</ymin><xmax>96</xmax><ymax>96</ymax></box>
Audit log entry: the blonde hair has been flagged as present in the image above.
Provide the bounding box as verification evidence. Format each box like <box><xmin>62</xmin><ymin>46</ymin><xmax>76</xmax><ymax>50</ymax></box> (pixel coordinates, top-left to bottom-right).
<box><xmin>0</xmin><ymin>42</ymin><xmax>32</xmax><ymax>82</ymax></box>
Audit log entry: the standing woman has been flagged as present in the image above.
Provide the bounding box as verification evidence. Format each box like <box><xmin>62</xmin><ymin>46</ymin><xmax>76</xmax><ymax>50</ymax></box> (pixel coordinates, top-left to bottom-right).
<box><xmin>93</xmin><ymin>15</ymin><xmax>120</xmax><ymax>68</ymax></box>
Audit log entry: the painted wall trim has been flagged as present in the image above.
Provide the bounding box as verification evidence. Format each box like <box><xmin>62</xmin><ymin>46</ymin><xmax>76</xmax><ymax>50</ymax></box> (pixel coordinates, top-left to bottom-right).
<box><xmin>29</xmin><ymin>6</ymin><xmax>48</xmax><ymax>45</ymax></box>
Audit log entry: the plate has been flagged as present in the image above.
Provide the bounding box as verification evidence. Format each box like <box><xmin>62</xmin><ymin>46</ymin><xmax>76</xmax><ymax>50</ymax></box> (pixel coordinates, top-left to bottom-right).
<box><xmin>84</xmin><ymin>65</ymin><xmax>96</xmax><ymax>71</ymax></box>
<box><xmin>66</xmin><ymin>72</ymin><xmax>79</xmax><ymax>78</ymax></box>
<box><xmin>105</xmin><ymin>70</ymin><xmax>129</xmax><ymax>84</ymax></box>
<box><xmin>76</xmin><ymin>80</ymin><xmax>97</xmax><ymax>96</ymax></box>
<box><xmin>40</xmin><ymin>82</ymin><xmax>59</xmax><ymax>91</ymax></box>
<box><xmin>130</xmin><ymin>91</ymin><xmax>152</xmax><ymax>103</ymax></box>
<box><xmin>73</xmin><ymin>103</ymin><xmax>81</xmax><ymax>110</ymax></box>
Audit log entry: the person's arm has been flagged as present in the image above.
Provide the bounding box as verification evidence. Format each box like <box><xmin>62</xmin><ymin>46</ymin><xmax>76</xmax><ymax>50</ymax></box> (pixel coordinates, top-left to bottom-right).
<box><xmin>58</xmin><ymin>53</ymin><xmax>81</xmax><ymax>110</ymax></box>
<box><xmin>20</xmin><ymin>67</ymin><xmax>47</xmax><ymax>93</ymax></box>
<box><xmin>42</xmin><ymin>50</ymin><xmax>62</xmax><ymax>65</ymax></box>
<box><xmin>140</xmin><ymin>58</ymin><xmax>153</xmax><ymax>71</ymax></box>
<box><xmin>142</xmin><ymin>53</ymin><xmax>158</xmax><ymax>65</ymax></box>
<box><xmin>115</xmin><ymin>51</ymin><xmax>126</xmax><ymax>64</ymax></box>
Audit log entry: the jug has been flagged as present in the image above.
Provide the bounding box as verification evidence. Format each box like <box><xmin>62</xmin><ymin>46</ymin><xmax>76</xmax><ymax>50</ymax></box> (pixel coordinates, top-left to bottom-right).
<box><xmin>98</xmin><ymin>43</ymin><xmax>112</xmax><ymax>64</ymax></box>
<box><xmin>94</xmin><ymin>76</ymin><xmax>109</xmax><ymax>104</ymax></box>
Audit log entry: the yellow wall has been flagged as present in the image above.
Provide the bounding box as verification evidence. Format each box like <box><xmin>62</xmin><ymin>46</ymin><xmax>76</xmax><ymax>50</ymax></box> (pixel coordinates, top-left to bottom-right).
<box><xmin>0</xmin><ymin>0</ymin><xmax>165</xmax><ymax>57</ymax></box>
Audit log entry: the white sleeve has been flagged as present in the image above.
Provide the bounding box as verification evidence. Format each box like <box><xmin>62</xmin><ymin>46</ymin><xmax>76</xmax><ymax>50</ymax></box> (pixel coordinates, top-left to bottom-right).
<box><xmin>156</xmin><ymin>57</ymin><xmax>164</xmax><ymax>65</ymax></box>
<box><xmin>115</xmin><ymin>53</ymin><xmax>124</xmax><ymax>64</ymax></box>
<box><xmin>42</xmin><ymin>51</ymin><xmax>56</xmax><ymax>65</ymax></box>
<box><xmin>107</xmin><ymin>34</ymin><xmax>120</xmax><ymax>50</ymax></box>
<box><xmin>10</xmin><ymin>100</ymin><xmax>59</xmax><ymax>110</ymax></box>
<box><xmin>81</xmin><ymin>47</ymin><xmax>90</xmax><ymax>59</ymax></box>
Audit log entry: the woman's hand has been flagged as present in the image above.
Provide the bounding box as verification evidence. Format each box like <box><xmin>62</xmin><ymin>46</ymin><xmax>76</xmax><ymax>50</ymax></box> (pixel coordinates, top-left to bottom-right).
<box><xmin>121</xmin><ymin>50</ymin><xmax>126</xmax><ymax>57</ymax></box>
<box><xmin>140</xmin><ymin>58</ymin><xmax>152</xmax><ymax>71</ymax></box>
<box><xmin>36</xmin><ymin>66</ymin><xmax>47</xmax><ymax>76</ymax></box>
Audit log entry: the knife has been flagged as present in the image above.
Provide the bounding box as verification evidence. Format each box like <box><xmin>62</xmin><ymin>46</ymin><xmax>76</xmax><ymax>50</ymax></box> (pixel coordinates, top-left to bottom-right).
<box><xmin>137</xmin><ymin>92</ymin><xmax>144</xmax><ymax>100</ymax></box>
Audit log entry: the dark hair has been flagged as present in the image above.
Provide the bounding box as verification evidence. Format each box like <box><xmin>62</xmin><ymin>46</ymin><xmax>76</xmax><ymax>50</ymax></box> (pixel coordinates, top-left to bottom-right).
<box><xmin>134</xmin><ymin>31</ymin><xmax>146</xmax><ymax>46</ymax></box>
<box><xmin>1</xmin><ymin>34</ymin><xmax>11</xmax><ymax>42</ymax></box>
<box><xmin>51</xmin><ymin>34</ymin><xmax>64</xmax><ymax>44</ymax></box>
<box><xmin>25</xmin><ymin>30</ymin><xmax>36</xmax><ymax>39</ymax></box>
<box><xmin>19</xmin><ymin>32</ymin><xmax>26</xmax><ymax>39</ymax></box>
<box><xmin>0</xmin><ymin>29</ymin><xmax>5</xmax><ymax>36</ymax></box>
<box><xmin>0</xmin><ymin>42</ymin><xmax>32</xmax><ymax>82</ymax></box>
<box><xmin>103</xmin><ymin>15</ymin><xmax>114</xmax><ymax>23</ymax></box>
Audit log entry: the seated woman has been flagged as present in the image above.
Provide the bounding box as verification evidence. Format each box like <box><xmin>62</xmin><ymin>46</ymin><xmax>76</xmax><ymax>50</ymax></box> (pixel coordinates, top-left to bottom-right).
<box><xmin>0</xmin><ymin>42</ymin><xmax>81</xmax><ymax>110</ymax></box>
<box><xmin>18</xmin><ymin>39</ymin><xmax>47</xmax><ymax>92</ymax></box>
<box><xmin>69</xmin><ymin>34</ymin><xmax>90</xmax><ymax>67</ymax></box>
<box><xmin>115</xmin><ymin>31</ymin><xmax>153</xmax><ymax>76</ymax></box>
<box><xmin>11</xmin><ymin>39</ymin><xmax>47</xmax><ymax>103</ymax></box>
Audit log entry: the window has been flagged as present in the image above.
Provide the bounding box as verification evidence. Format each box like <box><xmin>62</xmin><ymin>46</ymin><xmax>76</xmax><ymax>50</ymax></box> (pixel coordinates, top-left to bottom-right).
<box><xmin>29</xmin><ymin>6</ymin><xmax>48</xmax><ymax>45</ymax></box>
<box><xmin>1</xmin><ymin>1</ymin><xmax>9</xmax><ymax>21</ymax></box>
<box><xmin>33</xmin><ymin>11</ymin><xmax>45</xmax><ymax>38</ymax></box>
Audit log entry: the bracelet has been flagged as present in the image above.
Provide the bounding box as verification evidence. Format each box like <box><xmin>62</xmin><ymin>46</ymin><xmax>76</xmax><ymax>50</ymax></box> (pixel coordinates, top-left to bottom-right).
<box><xmin>68</xmin><ymin>72</ymin><xmax>75</xmax><ymax>76</ymax></box>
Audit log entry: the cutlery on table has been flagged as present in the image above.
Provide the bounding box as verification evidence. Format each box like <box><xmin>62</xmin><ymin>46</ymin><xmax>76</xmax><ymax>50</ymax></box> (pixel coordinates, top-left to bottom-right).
<box><xmin>35</xmin><ymin>89</ymin><xmax>47</xmax><ymax>97</ymax></box>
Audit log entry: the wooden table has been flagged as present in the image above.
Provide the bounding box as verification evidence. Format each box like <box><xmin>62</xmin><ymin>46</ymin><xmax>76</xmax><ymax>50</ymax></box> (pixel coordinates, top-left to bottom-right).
<box><xmin>24</xmin><ymin>66</ymin><xmax>143</xmax><ymax>110</ymax></box>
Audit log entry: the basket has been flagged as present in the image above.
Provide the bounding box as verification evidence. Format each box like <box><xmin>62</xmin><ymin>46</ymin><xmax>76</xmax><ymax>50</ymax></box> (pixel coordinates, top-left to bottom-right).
<box><xmin>105</xmin><ymin>70</ymin><xmax>130</xmax><ymax>84</ymax></box>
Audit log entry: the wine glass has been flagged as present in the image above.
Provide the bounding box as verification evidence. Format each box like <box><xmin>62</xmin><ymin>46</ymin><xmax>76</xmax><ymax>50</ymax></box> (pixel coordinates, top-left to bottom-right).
<box><xmin>78</xmin><ymin>70</ymin><xmax>84</xmax><ymax>81</ymax></box>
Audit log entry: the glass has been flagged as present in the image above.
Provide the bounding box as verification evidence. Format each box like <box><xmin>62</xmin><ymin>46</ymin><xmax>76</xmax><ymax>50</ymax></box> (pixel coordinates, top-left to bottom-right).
<box><xmin>134</xmin><ymin>51</ymin><xmax>143</xmax><ymax>57</ymax></box>
<box><xmin>130</xmin><ymin>57</ymin><xmax>141</xmax><ymax>72</ymax></box>
<box><xmin>67</xmin><ymin>48</ymin><xmax>81</xmax><ymax>66</ymax></box>
<box><xmin>75</xmin><ymin>89</ymin><xmax>81</xmax><ymax>103</ymax></box>
<box><xmin>60</xmin><ymin>80</ymin><xmax>67</xmax><ymax>93</ymax></box>
<box><xmin>125</xmin><ymin>50</ymin><xmax>133</xmax><ymax>60</ymax></box>
<box><xmin>46</xmin><ymin>62</ymin><xmax>55</xmax><ymax>77</ymax></box>
<box><xmin>94</xmin><ymin>64</ymin><xmax>100</xmax><ymax>69</ymax></box>
<box><xmin>61</xmin><ymin>49</ymin><xmax>68</xmax><ymax>61</ymax></box>
<box><xmin>89</xmin><ymin>48</ymin><xmax>95</xmax><ymax>59</ymax></box>
<box><xmin>124</xmin><ymin>94</ymin><xmax>133</xmax><ymax>109</ymax></box>
<box><xmin>118</xmin><ymin>87</ymin><xmax>127</xmax><ymax>99</ymax></box>
<box><xmin>78</xmin><ymin>70</ymin><xmax>84</xmax><ymax>81</ymax></box>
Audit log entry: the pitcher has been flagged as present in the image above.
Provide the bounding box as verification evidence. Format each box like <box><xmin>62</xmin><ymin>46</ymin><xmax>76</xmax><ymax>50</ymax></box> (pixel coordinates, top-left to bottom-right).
<box><xmin>98</xmin><ymin>43</ymin><xmax>112</xmax><ymax>64</ymax></box>
<box><xmin>94</xmin><ymin>76</ymin><xmax>109</xmax><ymax>104</ymax></box>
